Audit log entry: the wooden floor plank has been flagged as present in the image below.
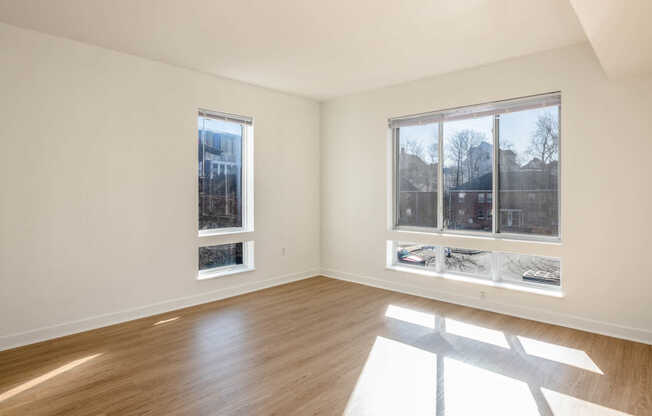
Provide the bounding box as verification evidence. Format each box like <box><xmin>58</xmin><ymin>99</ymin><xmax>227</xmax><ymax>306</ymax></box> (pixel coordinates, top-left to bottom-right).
<box><xmin>0</xmin><ymin>277</ymin><xmax>650</xmax><ymax>415</ymax></box>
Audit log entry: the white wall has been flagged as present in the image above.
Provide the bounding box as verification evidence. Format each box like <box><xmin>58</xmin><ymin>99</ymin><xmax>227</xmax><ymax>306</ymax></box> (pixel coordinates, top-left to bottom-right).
<box><xmin>2</xmin><ymin>23</ymin><xmax>651</xmax><ymax>350</ymax></box>
<box><xmin>320</xmin><ymin>43</ymin><xmax>652</xmax><ymax>343</ymax></box>
<box><xmin>0</xmin><ymin>23</ymin><xmax>320</xmax><ymax>349</ymax></box>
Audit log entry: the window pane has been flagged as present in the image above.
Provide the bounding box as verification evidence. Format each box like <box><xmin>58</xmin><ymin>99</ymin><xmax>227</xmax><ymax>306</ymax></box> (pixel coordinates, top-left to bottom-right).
<box><xmin>397</xmin><ymin>123</ymin><xmax>439</xmax><ymax>227</ymax></box>
<box><xmin>500</xmin><ymin>253</ymin><xmax>560</xmax><ymax>286</ymax></box>
<box><xmin>498</xmin><ymin>106</ymin><xmax>559</xmax><ymax>236</ymax></box>
<box><xmin>443</xmin><ymin>116</ymin><xmax>493</xmax><ymax>232</ymax></box>
<box><xmin>443</xmin><ymin>247</ymin><xmax>492</xmax><ymax>277</ymax></box>
<box><xmin>199</xmin><ymin>243</ymin><xmax>243</xmax><ymax>271</ymax></box>
<box><xmin>198</xmin><ymin>116</ymin><xmax>243</xmax><ymax>231</ymax></box>
<box><xmin>394</xmin><ymin>243</ymin><xmax>438</xmax><ymax>270</ymax></box>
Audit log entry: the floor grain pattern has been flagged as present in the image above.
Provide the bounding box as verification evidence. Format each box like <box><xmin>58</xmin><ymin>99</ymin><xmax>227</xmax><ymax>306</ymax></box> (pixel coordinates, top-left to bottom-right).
<box><xmin>0</xmin><ymin>277</ymin><xmax>650</xmax><ymax>415</ymax></box>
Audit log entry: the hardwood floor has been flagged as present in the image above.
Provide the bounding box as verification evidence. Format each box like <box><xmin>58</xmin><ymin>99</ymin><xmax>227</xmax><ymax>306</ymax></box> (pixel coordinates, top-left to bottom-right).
<box><xmin>0</xmin><ymin>277</ymin><xmax>650</xmax><ymax>415</ymax></box>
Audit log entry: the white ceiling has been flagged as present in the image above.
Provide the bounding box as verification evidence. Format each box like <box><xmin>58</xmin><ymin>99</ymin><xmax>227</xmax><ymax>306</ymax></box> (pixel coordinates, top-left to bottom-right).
<box><xmin>0</xmin><ymin>0</ymin><xmax>589</xmax><ymax>100</ymax></box>
<box><xmin>570</xmin><ymin>0</ymin><xmax>652</xmax><ymax>79</ymax></box>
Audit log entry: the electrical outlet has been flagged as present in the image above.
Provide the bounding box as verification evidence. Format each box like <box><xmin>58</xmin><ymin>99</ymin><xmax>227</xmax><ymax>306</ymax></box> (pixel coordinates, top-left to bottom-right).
<box><xmin>281</xmin><ymin>247</ymin><xmax>286</xmax><ymax>256</ymax></box>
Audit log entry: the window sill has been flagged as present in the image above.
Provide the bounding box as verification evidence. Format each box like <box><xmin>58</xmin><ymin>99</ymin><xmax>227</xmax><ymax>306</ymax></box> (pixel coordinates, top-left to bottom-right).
<box><xmin>386</xmin><ymin>265</ymin><xmax>564</xmax><ymax>298</ymax></box>
<box><xmin>391</xmin><ymin>226</ymin><xmax>562</xmax><ymax>245</ymax></box>
<box><xmin>197</xmin><ymin>265</ymin><xmax>255</xmax><ymax>280</ymax></box>
<box><xmin>198</xmin><ymin>228</ymin><xmax>253</xmax><ymax>238</ymax></box>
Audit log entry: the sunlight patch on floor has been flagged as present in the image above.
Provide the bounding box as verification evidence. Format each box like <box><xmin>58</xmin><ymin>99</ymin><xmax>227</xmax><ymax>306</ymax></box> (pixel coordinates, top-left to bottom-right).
<box><xmin>344</xmin><ymin>336</ymin><xmax>437</xmax><ymax>415</ymax></box>
<box><xmin>444</xmin><ymin>357</ymin><xmax>539</xmax><ymax>415</ymax></box>
<box><xmin>517</xmin><ymin>336</ymin><xmax>603</xmax><ymax>374</ymax></box>
<box><xmin>153</xmin><ymin>317</ymin><xmax>180</xmax><ymax>326</ymax></box>
<box><xmin>385</xmin><ymin>305</ymin><xmax>436</xmax><ymax>329</ymax></box>
<box><xmin>541</xmin><ymin>388</ymin><xmax>631</xmax><ymax>415</ymax></box>
<box><xmin>0</xmin><ymin>354</ymin><xmax>101</xmax><ymax>402</ymax></box>
<box><xmin>444</xmin><ymin>318</ymin><xmax>510</xmax><ymax>348</ymax></box>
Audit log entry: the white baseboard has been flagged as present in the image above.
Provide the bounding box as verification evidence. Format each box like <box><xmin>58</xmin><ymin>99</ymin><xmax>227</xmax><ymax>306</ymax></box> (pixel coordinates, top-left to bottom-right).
<box><xmin>4</xmin><ymin>268</ymin><xmax>649</xmax><ymax>351</ymax></box>
<box><xmin>321</xmin><ymin>268</ymin><xmax>652</xmax><ymax>345</ymax></box>
<box><xmin>0</xmin><ymin>269</ymin><xmax>319</xmax><ymax>352</ymax></box>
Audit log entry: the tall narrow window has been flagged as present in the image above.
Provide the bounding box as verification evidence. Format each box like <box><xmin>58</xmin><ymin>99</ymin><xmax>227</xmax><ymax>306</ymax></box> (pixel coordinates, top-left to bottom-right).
<box><xmin>197</xmin><ymin>109</ymin><xmax>254</xmax><ymax>280</ymax></box>
<box><xmin>396</xmin><ymin>123</ymin><xmax>439</xmax><ymax>227</ymax></box>
<box><xmin>198</xmin><ymin>110</ymin><xmax>252</xmax><ymax>234</ymax></box>
<box><xmin>443</xmin><ymin>116</ymin><xmax>493</xmax><ymax>232</ymax></box>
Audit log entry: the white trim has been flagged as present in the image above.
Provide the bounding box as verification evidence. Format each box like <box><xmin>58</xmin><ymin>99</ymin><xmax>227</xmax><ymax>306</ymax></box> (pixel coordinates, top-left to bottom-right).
<box><xmin>385</xmin><ymin>265</ymin><xmax>563</xmax><ymax>298</ymax></box>
<box><xmin>392</xmin><ymin>225</ymin><xmax>562</xmax><ymax>244</ymax></box>
<box><xmin>0</xmin><ymin>269</ymin><xmax>318</xmax><ymax>352</ymax></box>
<box><xmin>388</xmin><ymin>92</ymin><xmax>561</xmax><ymax>128</ymax></box>
<box><xmin>387</xmin><ymin>128</ymin><xmax>396</xmax><ymax>230</ymax></box>
<box><xmin>199</xmin><ymin>227</ymin><xmax>249</xmax><ymax>237</ymax></box>
<box><xmin>198</xmin><ymin>108</ymin><xmax>253</xmax><ymax>125</ymax></box>
<box><xmin>197</xmin><ymin>265</ymin><xmax>256</xmax><ymax>280</ymax></box>
<box><xmin>320</xmin><ymin>268</ymin><xmax>652</xmax><ymax>345</ymax></box>
<box><xmin>198</xmin><ymin>114</ymin><xmax>254</xmax><ymax>236</ymax></box>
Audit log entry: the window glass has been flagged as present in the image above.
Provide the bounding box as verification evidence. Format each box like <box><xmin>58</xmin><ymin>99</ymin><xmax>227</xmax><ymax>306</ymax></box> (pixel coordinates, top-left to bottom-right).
<box><xmin>394</xmin><ymin>243</ymin><xmax>438</xmax><ymax>270</ymax></box>
<box><xmin>500</xmin><ymin>252</ymin><xmax>560</xmax><ymax>286</ymax></box>
<box><xmin>397</xmin><ymin>123</ymin><xmax>439</xmax><ymax>227</ymax></box>
<box><xmin>498</xmin><ymin>106</ymin><xmax>559</xmax><ymax>236</ymax></box>
<box><xmin>388</xmin><ymin>241</ymin><xmax>561</xmax><ymax>290</ymax></box>
<box><xmin>393</xmin><ymin>93</ymin><xmax>560</xmax><ymax>240</ymax></box>
<box><xmin>198</xmin><ymin>116</ymin><xmax>243</xmax><ymax>231</ymax></box>
<box><xmin>199</xmin><ymin>243</ymin><xmax>244</xmax><ymax>271</ymax></box>
<box><xmin>443</xmin><ymin>116</ymin><xmax>493</xmax><ymax>232</ymax></box>
<box><xmin>443</xmin><ymin>247</ymin><xmax>492</xmax><ymax>277</ymax></box>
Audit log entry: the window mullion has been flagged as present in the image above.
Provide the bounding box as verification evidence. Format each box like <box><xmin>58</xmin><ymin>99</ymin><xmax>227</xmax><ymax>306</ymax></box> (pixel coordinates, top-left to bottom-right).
<box><xmin>492</xmin><ymin>114</ymin><xmax>500</xmax><ymax>235</ymax></box>
<box><xmin>394</xmin><ymin>128</ymin><xmax>400</xmax><ymax>228</ymax></box>
<box><xmin>437</xmin><ymin>122</ymin><xmax>444</xmax><ymax>230</ymax></box>
<box><xmin>242</xmin><ymin>125</ymin><xmax>248</xmax><ymax>231</ymax></box>
<box><xmin>436</xmin><ymin>246</ymin><xmax>443</xmax><ymax>274</ymax></box>
<box><xmin>491</xmin><ymin>252</ymin><xmax>500</xmax><ymax>282</ymax></box>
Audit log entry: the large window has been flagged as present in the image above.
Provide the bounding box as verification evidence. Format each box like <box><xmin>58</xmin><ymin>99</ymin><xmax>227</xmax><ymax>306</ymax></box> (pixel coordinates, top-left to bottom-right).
<box><xmin>198</xmin><ymin>109</ymin><xmax>253</xmax><ymax>234</ymax></box>
<box><xmin>392</xmin><ymin>93</ymin><xmax>560</xmax><ymax>240</ymax></box>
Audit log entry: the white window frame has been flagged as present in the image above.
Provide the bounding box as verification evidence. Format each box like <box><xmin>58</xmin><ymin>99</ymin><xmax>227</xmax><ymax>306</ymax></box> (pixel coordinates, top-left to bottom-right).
<box><xmin>389</xmin><ymin>92</ymin><xmax>561</xmax><ymax>243</ymax></box>
<box><xmin>386</xmin><ymin>241</ymin><xmax>562</xmax><ymax>296</ymax></box>
<box><xmin>198</xmin><ymin>241</ymin><xmax>255</xmax><ymax>280</ymax></box>
<box><xmin>198</xmin><ymin>109</ymin><xmax>255</xmax><ymax>237</ymax></box>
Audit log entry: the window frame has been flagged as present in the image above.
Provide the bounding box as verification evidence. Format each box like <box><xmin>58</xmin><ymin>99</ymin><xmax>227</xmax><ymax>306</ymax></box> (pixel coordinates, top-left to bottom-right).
<box><xmin>197</xmin><ymin>241</ymin><xmax>255</xmax><ymax>280</ymax></box>
<box><xmin>198</xmin><ymin>108</ymin><xmax>255</xmax><ymax>237</ymax></box>
<box><xmin>386</xmin><ymin>241</ymin><xmax>563</xmax><ymax>296</ymax></box>
<box><xmin>390</xmin><ymin>92</ymin><xmax>561</xmax><ymax>243</ymax></box>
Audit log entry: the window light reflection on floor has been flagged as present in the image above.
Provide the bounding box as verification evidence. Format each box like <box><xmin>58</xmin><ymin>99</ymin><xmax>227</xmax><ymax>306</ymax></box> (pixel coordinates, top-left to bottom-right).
<box><xmin>517</xmin><ymin>336</ymin><xmax>603</xmax><ymax>374</ymax></box>
<box><xmin>0</xmin><ymin>354</ymin><xmax>102</xmax><ymax>402</ymax></box>
<box><xmin>153</xmin><ymin>317</ymin><xmax>180</xmax><ymax>326</ymax></box>
<box><xmin>541</xmin><ymin>388</ymin><xmax>631</xmax><ymax>415</ymax></box>
<box><xmin>344</xmin><ymin>336</ymin><xmax>437</xmax><ymax>415</ymax></box>
<box><xmin>445</xmin><ymin>357</ymin><xmax>539</xmax><ymax>415</ymax></box>
<box><xmin>384</xmin><ymin>305</ymin><xmax>436</xmax><ymax>329</ymax></box>
<box><xmin>444</xmin><ymin>318</ymin><xmax>510</xmax><ymax>349</ymax></box>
